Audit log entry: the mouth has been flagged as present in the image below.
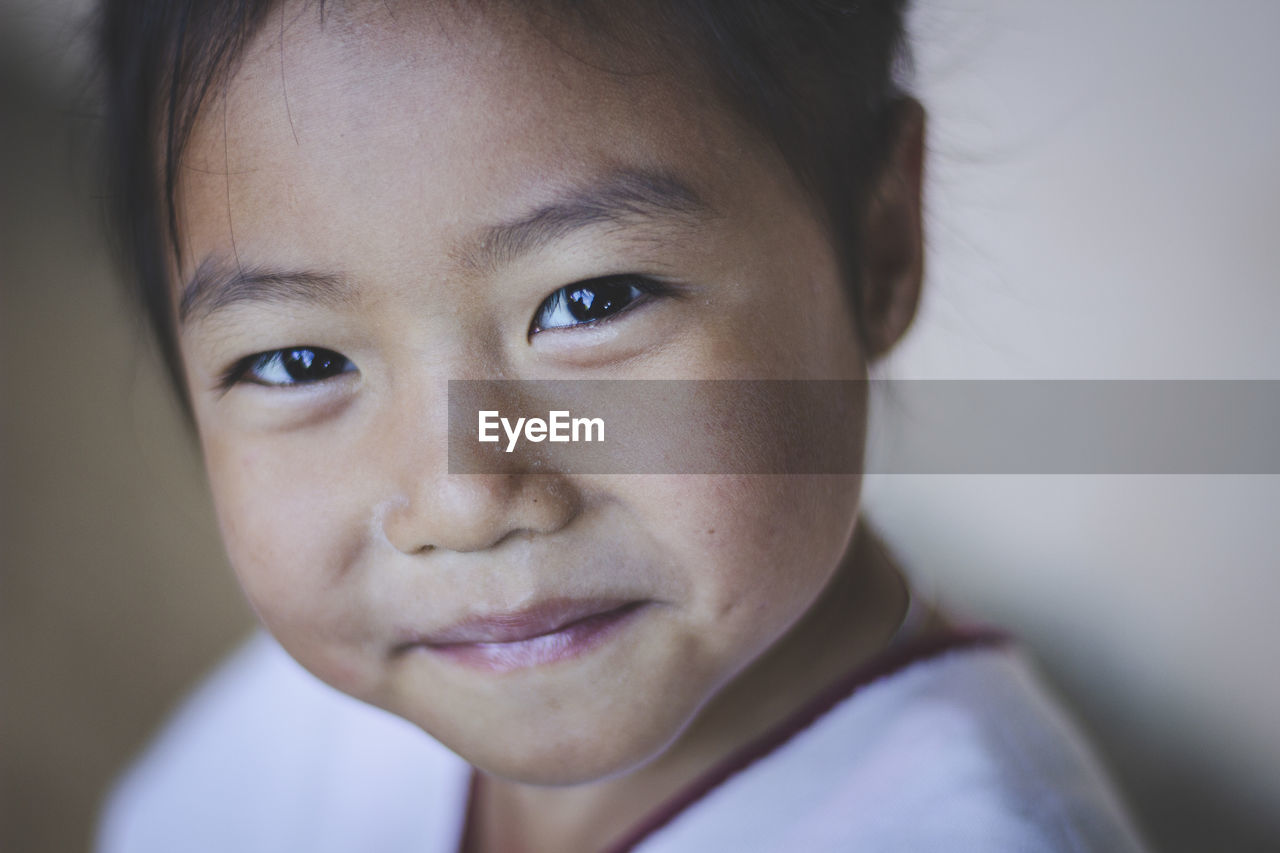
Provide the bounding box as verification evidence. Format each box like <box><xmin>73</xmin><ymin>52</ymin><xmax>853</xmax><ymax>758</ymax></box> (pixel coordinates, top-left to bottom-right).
<box><xmin>394</xmin><ymin>599</ymin><xmax>648</xmax><ymax>673</ymax></box>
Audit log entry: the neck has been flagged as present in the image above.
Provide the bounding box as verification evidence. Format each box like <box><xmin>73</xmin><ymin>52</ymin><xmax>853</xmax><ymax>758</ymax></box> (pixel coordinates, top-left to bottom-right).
<box><xmin>467</xmin><ymin>519</ymin><xmax>911</xmax><ymax>853</ymax></box>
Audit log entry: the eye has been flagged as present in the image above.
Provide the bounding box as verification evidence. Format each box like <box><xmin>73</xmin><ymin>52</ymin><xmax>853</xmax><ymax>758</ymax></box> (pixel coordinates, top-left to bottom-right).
<box><xmin>529</xmin><ymin>275</ymin><xmax>661</xmax><ymax>335</ymax></box>
<box><xmin>222</xmin><ymin>346</ymin><xmax>356</xmax><ymax>389</ymax></box>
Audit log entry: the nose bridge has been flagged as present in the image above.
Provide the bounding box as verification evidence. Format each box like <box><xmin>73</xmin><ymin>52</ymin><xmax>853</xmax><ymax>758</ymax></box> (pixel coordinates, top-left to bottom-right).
<box><xmin>379</xmin><ymin>369</ymin><xmax>577</xmax><ymax>555</ymax></box>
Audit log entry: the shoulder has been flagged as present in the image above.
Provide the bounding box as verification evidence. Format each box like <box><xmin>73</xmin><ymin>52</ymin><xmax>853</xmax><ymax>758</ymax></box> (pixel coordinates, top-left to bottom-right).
<box><xmin>819</xmin><ymin>639</ymin><xmax>1146</xmax><ymax>851</ymax></box>
<box><xmin>631</xmin><ymin>635</ymin><xmax>1147</xmax><ymax>853</ymax></box>
<box><xmin>95</xmin><ymin>632</ymin><xmax>470</xmax><ymax>853</ymax></box>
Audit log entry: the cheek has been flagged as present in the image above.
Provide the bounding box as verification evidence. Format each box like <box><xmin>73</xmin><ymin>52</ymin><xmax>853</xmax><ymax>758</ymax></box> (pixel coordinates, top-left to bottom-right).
<box><xmin>642</xmin><ymin>474</ymin><xmax>861</xmax><ymax>654</ymax></box>
<box><xmin>201</xmin><ymin>436</ymin><xmax>373</xmax><ymax>671</ymax></box>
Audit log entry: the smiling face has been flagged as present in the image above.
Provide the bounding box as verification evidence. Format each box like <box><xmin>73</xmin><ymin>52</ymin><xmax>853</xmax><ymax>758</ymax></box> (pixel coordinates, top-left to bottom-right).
<box><xmin>174</xmin><ymin>2</ymin><xmax>910</xmax><ymax>785</ymax></box>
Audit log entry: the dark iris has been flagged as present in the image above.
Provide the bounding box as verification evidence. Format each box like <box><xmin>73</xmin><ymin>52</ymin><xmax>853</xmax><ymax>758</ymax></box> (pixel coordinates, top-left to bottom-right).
<box><xmin>565</xmin><ymin>279</ymin><xmax>635</xmax><ymax>322</ymax></box>
<box><xmin>277</xmin><ymin>347</ymin><xmax>347</xmax><ymax>382</ymax></box>
<box><xmin>530</xmin><ymin>275</ymin><xmax>654</xmax><ymax>335</ymax></box>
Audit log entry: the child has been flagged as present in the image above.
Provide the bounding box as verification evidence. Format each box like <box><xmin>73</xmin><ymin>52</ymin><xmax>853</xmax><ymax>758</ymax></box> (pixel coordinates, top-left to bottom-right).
<box><xmin>94</xmin><ymin>1</ymin><xmax>1146</xmax><ymax>850</ymax></box>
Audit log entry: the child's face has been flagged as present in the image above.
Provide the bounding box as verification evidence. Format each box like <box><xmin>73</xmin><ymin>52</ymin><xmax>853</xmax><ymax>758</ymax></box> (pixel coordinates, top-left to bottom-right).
<box><xmin>175</xmin><ymin>3</ymin><xmax>878</xmax><ymax>784</ymax></box>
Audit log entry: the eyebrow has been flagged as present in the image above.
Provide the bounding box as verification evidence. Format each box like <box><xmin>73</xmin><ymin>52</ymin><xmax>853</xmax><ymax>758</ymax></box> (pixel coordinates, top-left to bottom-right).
<box><xmin>179</xmin><ymin>168</ymin><xmax>712</xmax><ymax>325</ymax></box>
<box><xmin>178</xmin><ymin>261</ymin><xmax>353</xmax><ymax>326</ymax></box>
<box><xmin>460</xmin><ymin>168</ymin><xmax>714</xmax><ymax>272</ymax></box>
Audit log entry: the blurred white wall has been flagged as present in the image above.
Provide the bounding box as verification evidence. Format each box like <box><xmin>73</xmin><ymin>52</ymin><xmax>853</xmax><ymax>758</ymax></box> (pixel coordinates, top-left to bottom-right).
<box><xmin>2</xmin><ymin>1</ymin><xmax>1278</xmax><ymax>851</ymax></box>
<box><xmin>866</xmin><ymin>1</ymin><xmax>1280</xmax><ymax>848</ymax></box>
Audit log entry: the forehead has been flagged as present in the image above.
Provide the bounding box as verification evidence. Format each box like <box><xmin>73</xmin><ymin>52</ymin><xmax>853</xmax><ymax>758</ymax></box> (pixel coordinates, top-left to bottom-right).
<box><xmin>175</xmin><ymin>1</ymin><xmax>800</xmax><ymax>283</ymax></box>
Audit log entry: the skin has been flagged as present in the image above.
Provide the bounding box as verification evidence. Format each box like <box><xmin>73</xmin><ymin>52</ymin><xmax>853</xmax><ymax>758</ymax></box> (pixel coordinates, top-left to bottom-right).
<box><xmin>173</xmin><ymin>3</ymin><xmax>925</xmax><ymax>850</ymax></box>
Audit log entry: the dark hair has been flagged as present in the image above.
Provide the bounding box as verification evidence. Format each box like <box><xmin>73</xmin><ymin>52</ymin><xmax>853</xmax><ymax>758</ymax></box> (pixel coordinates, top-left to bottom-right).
<box><xmin>97</xmin><ymin>0</ymin><xmax>911</xmax><ymax>407</ymax></box>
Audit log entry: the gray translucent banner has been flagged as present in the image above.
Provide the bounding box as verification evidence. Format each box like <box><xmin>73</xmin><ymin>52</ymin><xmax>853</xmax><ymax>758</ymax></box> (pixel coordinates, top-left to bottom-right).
<box><xmin>447</xmin><ymin>380</ymin><xmax>1280</xmax><ymax>474</ymax></box>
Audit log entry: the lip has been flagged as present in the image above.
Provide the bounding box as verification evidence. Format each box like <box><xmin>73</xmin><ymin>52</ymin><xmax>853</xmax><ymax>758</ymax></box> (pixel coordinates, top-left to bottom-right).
<box><xmin>394</xmin><ymin>599</ymin><xmax>647</xmax><ymax>673</ymax></box>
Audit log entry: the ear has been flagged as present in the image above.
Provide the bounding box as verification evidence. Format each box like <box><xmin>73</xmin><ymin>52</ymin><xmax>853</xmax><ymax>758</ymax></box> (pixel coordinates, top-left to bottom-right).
<box><xmin>857</xmin><ymin>97</ymin><xmax>926</xmax><ymax>361</ymax></box>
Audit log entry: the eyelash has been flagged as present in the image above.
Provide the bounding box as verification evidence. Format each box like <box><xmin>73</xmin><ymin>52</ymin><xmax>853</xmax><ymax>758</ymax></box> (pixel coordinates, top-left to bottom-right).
<box><xmin>218</xmin><ymin>275</ymin><xmax>666</xmax><ymax>390</ymax></box>
<box><xmin>529</xmin><ymin>274</ymin><xmax>667</xmax><ymax>337</ymax></box>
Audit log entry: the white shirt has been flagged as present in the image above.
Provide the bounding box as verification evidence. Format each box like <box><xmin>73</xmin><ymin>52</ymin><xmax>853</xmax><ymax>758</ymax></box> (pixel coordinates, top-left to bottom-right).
<box><xmin>97</xmin><ymin>629</ymin><xmax>1146</xmax><ymax>852</ymax></box>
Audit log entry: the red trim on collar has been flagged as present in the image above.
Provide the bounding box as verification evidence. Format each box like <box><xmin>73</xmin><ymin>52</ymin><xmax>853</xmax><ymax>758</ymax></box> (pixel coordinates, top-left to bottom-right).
<box><xmin>456</xmin><ymin>768</ymin><xmax>482</xmax><ymax>853</ymax></box>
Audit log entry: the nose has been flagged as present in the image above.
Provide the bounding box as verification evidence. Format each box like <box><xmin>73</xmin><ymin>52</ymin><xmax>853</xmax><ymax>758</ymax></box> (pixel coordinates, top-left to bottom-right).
<box><xmin>382</xmin><ymin>470</ymin><xmax>579</xmax><ymax>555</ymax></box>
<box><xmin>377</xmin><ymin>372</ymin><xmax>581</xmax><ymax>554</ymax></box>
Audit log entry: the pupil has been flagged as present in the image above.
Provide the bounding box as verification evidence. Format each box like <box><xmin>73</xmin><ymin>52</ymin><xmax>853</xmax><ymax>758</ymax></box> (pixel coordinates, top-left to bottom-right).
<box><xmin>567</xmin><ymin>280</ymin><xmax>631</xmax><ymax>322</ymax></box>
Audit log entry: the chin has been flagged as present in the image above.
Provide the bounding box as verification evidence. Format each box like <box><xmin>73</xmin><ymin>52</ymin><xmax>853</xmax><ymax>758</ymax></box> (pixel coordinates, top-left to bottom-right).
<box><xmin>416</xmin><ymin>694</ymin><xmax>702</xmax><ymax>787</ymax></box>
<box><xmin>469</xmin><ymin>732</ymin><xmax>682</xmax><ymax>788</ymax></box>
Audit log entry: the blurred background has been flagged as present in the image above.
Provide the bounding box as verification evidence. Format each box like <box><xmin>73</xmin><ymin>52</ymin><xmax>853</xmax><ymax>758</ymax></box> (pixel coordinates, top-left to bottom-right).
<box><xmin>2</xmin><ymin>0</ymin><xmax>1277</xmax><ymax>850</ymax></box>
